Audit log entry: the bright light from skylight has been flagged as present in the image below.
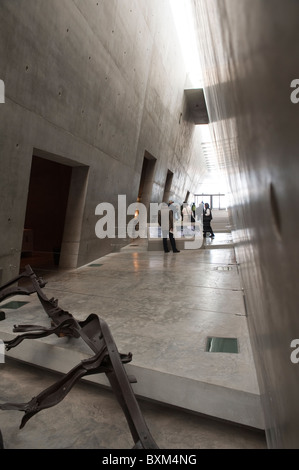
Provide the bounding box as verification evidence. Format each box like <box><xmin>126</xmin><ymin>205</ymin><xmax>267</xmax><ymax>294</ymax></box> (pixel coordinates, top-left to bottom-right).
<box><xmin>170</xmin><ymin>0</ymin><xmax>203</xmax><ymax>88</ymax></box>
<box><xmin>170</xmin><ymin>0</ymin><xmax>228</xmax><ymax>196</ymax></box>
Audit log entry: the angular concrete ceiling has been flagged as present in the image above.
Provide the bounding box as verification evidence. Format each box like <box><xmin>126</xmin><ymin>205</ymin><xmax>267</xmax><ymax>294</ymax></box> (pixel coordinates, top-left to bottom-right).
<box><xmin>184</xmin><ymin>88</ymin><xmax>209</xmax><ymax>124</ymax></box>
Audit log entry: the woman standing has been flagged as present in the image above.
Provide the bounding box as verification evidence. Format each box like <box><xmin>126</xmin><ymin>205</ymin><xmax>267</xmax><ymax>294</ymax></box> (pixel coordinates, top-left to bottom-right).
<box><xmin>203</xmin><ymin>203</ymin><xmax>215</xmax><ymax>238</ymax></box>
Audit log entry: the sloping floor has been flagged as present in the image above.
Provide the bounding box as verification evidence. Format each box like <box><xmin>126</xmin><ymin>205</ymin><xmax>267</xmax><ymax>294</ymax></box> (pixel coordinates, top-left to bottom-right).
<box><xmin>0</xmin><ymin>231</ymin><xmax>267</xmax><ymax>449</ymax></box>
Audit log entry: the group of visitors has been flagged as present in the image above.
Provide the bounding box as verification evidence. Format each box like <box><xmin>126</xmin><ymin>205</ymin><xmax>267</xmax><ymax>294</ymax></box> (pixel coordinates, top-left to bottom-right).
<box><xmin>158</xmin><ymin>200</ymin><xmax>215</xmax><ymax>253</ymax></box>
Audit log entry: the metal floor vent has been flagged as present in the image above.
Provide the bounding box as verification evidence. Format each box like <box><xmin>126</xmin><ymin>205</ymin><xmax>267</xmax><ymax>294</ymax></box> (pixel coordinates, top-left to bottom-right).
<box><xmin>206</xmin><ymin>337</ymin><xmax>239</xmax><ymax>353</ymax></box>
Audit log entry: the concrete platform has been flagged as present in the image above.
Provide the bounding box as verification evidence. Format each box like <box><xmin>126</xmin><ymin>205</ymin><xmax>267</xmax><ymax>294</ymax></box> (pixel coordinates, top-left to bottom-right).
<box><xmin>0</xmin><ymin>233</ymin><xmax>265</xmax><ymax>442</ymax></box>
<box><xmin>148</xmin><ymin>210</ymin><xmax>233</xmax><ymax>252</ymax></box>
<box><xmin>0</xmin><ymin>357</ymin><xmax>266</xmax><ymax>449</ymax></box>
<box><xmin>148</xmin><ymin>229</ymin><xmax>234</xmax><ymax>252</ymax></box>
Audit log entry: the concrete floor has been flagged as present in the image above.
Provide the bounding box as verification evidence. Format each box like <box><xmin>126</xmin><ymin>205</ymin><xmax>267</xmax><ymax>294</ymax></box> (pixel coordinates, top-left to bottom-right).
<box><xmin>0</xmin><ymin>229</ymin><xmax>267</xmax><ymax>449</ymax></box>
<box><xmin>0</xmin><ymin>358</ymin><xmax>266</xmax><ymax>450</ymax></box>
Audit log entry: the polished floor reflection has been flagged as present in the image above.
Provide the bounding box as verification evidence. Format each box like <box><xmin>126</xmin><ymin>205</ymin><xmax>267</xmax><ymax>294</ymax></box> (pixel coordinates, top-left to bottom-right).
<box><xmin>0</xmin><ymin>233</ymin><xmax>267</xmax><ymax>448</ymax></box>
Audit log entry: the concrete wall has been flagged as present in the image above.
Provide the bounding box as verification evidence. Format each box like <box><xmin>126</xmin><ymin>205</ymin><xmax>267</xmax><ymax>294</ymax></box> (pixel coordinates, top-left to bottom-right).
<box><xmin>193</xmin><ymin>0</ymin><xmax>299</xmax><ymax>448</ymax></box>
<box><xmin>0</xmin><ymin>0</ymin><xmax>207</xmax><ymax>281</ymax></box>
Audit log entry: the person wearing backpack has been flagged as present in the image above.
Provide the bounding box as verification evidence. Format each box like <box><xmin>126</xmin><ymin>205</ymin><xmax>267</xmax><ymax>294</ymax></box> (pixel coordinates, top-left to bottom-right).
<box><xmin>203</xmin><ymin>202</ymin><xmax>215</xmax><ymax>238</ymax></box>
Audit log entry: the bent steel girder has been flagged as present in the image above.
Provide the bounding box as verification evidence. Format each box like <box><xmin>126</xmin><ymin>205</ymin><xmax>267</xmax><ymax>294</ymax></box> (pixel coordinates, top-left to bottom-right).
<box><xmin>0</xmin><ymin>265</ymin><xmax>159</xmax><ymax>449</ymax></box>
<box><xmin>0</xmin><ymin>265</ymin><xmax>47</xmax><ymax>304</ymax></box>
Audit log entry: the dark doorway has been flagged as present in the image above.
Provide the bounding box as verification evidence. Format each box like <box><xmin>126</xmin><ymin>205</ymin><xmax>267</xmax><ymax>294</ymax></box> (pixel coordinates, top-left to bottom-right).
<box><xmin>21</xmin><ymin>155</ymin><xmax>72</xmax><ymax>270</ymax></box>
<box><xmin>134</xmin><ymin>151</ymin><xmax>157</xmax><ymax>229</ymax></box>
<box><xmin>137</xmin><ymin>151</ymin><xmax>157</xmax><ymax>208</ymax></box>
<box><xmin>162</xmin><ymin>170</ymin><xmax>173</xmax><ymax>203</ymax></box>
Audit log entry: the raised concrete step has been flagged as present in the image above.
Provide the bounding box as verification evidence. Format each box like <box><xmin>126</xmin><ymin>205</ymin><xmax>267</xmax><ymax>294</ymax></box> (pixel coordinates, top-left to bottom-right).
<box><xmin>0</xmin><ymin>245</ymin><xmax>264</xmax><ymax>431</ymax></box>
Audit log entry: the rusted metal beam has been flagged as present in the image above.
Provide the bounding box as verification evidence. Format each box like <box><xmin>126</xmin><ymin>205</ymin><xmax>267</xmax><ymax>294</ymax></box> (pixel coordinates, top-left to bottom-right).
<box><xmin>0</xmin><ymin>265</ymin><xmax>159</xmax><ymax>449</ymax></box>
<box><xmin>0</xmin><ymin>265</ymin><xmax>47</xmax><ymax>304</ymax></box>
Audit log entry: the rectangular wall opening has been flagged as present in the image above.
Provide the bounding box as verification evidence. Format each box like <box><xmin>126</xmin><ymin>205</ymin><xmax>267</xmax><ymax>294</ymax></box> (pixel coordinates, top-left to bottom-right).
<box><xmin>21</xmin><ymin>155</ymin><xmax>72</xmax><ymax>271</ymax></box>
<box><xmin>136</xmin><ymin>151</ymin><xmax>157</xmax><ymax>227</ymax></box>
<box><xmin>21</xmin><ymin>150</ymin><xmax>89</xmax><ymax>271</ymax></box>
<box><xmin>162</xmin><ymin>170</ymin><xmax>174</xmax><ymax>203</ymax></box>
<box><xmin>137</xmin><ymin>151</ymin><xmax>157</xmax><ymax>209</ymax></box>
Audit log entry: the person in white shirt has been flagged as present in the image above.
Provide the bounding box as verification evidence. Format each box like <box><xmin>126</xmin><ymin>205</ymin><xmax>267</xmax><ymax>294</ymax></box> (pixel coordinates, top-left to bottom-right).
<box><xmin>181</xmin><ymin>202</ymin><xmax>193</xmax><ymax>235</ymax></box>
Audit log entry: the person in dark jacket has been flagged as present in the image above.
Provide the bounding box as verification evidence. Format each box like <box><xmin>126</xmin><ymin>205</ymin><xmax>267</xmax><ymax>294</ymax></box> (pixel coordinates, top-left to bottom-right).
<box><xmin>203</xmin><ymin>202</ymin><xmax>215</xmax><ymax>238</ymax></box>
<box><xmin>158</xmin><ymin>200</ymin><xmax>180</xmax><ymax>253</ymax></box>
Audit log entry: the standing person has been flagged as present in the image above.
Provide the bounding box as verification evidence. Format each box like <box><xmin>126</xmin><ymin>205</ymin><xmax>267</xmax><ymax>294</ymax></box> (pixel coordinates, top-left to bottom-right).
<box><xmin>191</xmin><ymin>202</ymin><xmax>196</xmax><ymax>230</ymax></box>
<box><xmin>203</xmin><ymin>202</ymin><xmax>215</xmax><ymax>238</ymax></box>
<box><xmin>191</xmin><ymin>202</ymin><xmax>196</xmax><ymax>219</ymax></box>
<box><xmin>158</xmin><ymin>200</ymin><xmax>180</xmax><ymax>253</ymax></box>
<box><xmin>182</xmin><ymin>201</ymin><xmax>193</xmax><ymax>235</ymax></box>
<box><xmin>180</xmin><ymin>203</ymin><xmax>184</xmax><ymax>234</ymax></box>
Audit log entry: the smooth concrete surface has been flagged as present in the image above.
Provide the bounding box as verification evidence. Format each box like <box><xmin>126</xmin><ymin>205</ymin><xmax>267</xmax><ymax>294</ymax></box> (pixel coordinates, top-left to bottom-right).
<box><xmin>0</xmin><ymin>235</ymin><xmax>267</xmax><ymax>448</ymax></box>
<box><xmin>0</xmin><ymin>0</ymin><xmax>297</xmax><ymax>450</ymax></box>
<box><xmin>193</xmin><ymin>0</ymin><xmax>299</xmax><ymax>448</ymax></box>
<box><xmin>0</xmin><ymin>0</ymin><xmax>208</xmax><ymax>284</ymax></box>
<box><xmin>0</xmin><ymin>358</ymin><xmax>266</xmax><ymax>449</ymax></box>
